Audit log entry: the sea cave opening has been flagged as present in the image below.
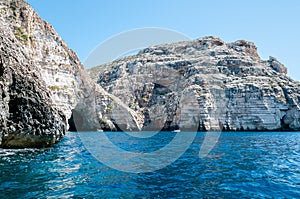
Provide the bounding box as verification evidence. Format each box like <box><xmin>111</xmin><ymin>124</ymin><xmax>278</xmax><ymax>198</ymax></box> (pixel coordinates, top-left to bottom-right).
<box><xmin>68</xmin><ymin>109</ymin><xmax>83</xmax><ymax>132</ymax></box>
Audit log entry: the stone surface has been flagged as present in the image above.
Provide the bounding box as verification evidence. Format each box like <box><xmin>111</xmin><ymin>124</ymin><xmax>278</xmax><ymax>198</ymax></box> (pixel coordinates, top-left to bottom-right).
<box><xmin>0</xmin><ymin>15</ymin><xmax>66</xmax><ymax>147</ymax></box>
<box><xmin>89</xmin><ymin>36</ymin><xmax>300</xmax><ymax>131</ymax></box>
<box><xmin>0</xmin><ymin>0</ymin><xmax>137</xmax><ymax>148</ymax></box>
<box><xmin>1</xmin><ymin>0</ymin><xmax>300</xmax><ymax>149</ymax></box>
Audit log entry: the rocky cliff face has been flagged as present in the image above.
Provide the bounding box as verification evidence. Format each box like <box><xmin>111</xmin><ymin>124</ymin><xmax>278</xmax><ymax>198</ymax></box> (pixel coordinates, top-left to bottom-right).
<box><xmin>89</xmin><ymin>36</ymin><xmax>300</xmax><ymax>131</ymax></box>
<box><xmin>0</xmin><ymin>0</ymin><xmax>69</xmax><ymax>148</ymax></box>
<box><xmin>0</xmin><ymin>0</ymin><xmax>101</xmax><ymax>148</ymax></box>
<box><xmin>0</xmin><ymin>0</ymin><xmax>138</xmax><ymax>148</ymax></box>
<box><xmin>1</xmin><ymin>0</ymin><xmax>299</xmax><ymax>147</ymax></box>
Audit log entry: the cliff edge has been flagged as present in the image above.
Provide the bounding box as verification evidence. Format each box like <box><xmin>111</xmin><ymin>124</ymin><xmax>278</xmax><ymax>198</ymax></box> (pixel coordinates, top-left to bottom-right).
<box><xmin>0</xmin><ymin>0</ymin><xmax>138</xmax><ymax>148</ymax></box>
<box><xmin>89</xmin><ymin>36</ymin><xmax>300</xmax><ymax>131</ymax></box>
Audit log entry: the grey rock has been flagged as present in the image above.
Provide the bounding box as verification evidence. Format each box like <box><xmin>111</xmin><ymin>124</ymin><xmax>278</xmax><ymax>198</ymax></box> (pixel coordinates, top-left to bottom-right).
<box><xmin>0</xmin><ymin>20</ymin><xmax>66</xmax><ymax>148</ymax></box>
<box><xmin>1</xmin><ymin>0</ymin><xmax>299</xmax><ymax>149</ymax></box>
<box><xmin>0</xmin><ymin>0</ymin><xmax>112</xmax><ymax>148</ymax></box>
<box><xmin>89</xmin><ymin>36</ymin><xmax>300</xmax><ymax>131</ymax></box>
<box><xmin>268</xmin><ymin>56</ymin><xmax>287</xmax><ymax>74</ymax></box>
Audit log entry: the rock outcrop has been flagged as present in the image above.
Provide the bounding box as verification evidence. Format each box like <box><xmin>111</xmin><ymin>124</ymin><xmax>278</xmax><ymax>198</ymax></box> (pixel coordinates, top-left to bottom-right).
<box><xmin>0</xmin><ymin>0</ymin><xmax>140</xmax><ymax>148</ymax></box>
<box><xmin>0</xmin><ymin>0</ymin><xmax>70</xmax><ymax>148</ymax></box>
<box><xmin>0</xmin><ymin>0</ymin><xmax>100</xmax><ymax>148</ymax></box>
<box><xmin>1</xmin><ymin>0</ymin><xmax>299</xmax><ymax>148</ymax></box>
<box><xmin>89</xmin><ymin>36</ymin><xmax>300</xmax><ymax>131</ymax></box>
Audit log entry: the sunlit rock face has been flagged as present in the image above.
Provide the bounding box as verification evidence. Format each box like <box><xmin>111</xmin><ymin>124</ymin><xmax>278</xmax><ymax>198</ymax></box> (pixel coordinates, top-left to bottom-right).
<box><xmin>1</xmin><ymin>0</ymin><xmax>300</xmax><ymax>148</ymax></box>
<box><xmin>89</xmin><ymin>36</ymin><xmax>300</xmax><ymax>132</ymax></box>
<box><xmin>0</xmin><ymin>0</ymin><xmax>101</xmax><ymax>148</ymax></box>
<box><xmin>0</xmin><ymin>0</ymin><xmax>140</xmax><ymax>148</ymax></box>
<box><xmin>0</xmin><ymin>0</ymin><xmax>68</xmax><ymax>148</ymax></box>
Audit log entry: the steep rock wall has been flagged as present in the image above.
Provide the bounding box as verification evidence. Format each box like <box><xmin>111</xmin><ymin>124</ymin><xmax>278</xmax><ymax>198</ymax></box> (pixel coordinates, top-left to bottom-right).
<box><xmin>89</xmin><ymin>36</ymin><xmax>300</xmax><ymax>131</ymax></box>
<box><xmin>0</xmin><ymin>0</ymin><xmax>140</xmax><ymax>148</ymax></box>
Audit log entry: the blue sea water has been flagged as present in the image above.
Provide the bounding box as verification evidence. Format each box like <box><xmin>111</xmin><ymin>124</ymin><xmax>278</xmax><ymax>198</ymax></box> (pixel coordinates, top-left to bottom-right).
<box><xmin>0</xmin><ymin>132</ymin><xmax>299</xmax><ymax>198</ymax></box>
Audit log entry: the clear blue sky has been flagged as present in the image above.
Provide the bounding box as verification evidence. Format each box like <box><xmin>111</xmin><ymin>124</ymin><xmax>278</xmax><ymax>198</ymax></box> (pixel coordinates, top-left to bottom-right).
<box><xmin>26</xmin><ymin>0</ymin><xmax>300</xmax><ymax>80</ymax></box>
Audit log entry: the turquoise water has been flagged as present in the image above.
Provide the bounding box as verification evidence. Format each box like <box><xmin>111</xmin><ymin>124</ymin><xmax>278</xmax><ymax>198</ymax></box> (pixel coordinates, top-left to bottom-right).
<box><xmin>0</xmin><ymin>132</ymin><xmax>299</xmax><ymax>198</ymax></box>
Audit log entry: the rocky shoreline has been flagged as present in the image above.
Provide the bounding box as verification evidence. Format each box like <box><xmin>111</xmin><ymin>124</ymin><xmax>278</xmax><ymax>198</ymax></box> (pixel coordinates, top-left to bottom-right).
<box><xmin>0</xmin><ymin>0</ymin><xmax>96</xmax><ymax>148</ymax></box>
<box><xmin>1</xmin><ymin>0</ymin><xmax>300</xmax><ymax>148</ymax></box>
<box><xmin>88</xmin><ymin>36</ymin><xmax>300</xmax><ymax>133</ymax></box>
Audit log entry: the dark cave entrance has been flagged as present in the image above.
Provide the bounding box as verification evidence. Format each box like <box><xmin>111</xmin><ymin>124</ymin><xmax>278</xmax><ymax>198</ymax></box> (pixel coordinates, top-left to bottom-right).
<box><xmin>68</xmin><ymin>109</ymin><xmax>83</xmax><ymax>132</ymax></box>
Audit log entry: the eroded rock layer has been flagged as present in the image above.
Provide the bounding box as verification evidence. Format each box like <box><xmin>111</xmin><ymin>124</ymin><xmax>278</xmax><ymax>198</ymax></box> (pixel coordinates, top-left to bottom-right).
<box><xmin>89</xmin><ymin>36</ymin><xmax>300</xmax><ymax>131</ymax></box>
<box><xmin>1</xmin><ymin>0</ymin><xmax>300</xmax><ymax>148</ymax></box>
<box><xmin>0</xmin><ymin>0</ymin><xmax>139</xmax><ymax>148</ymax></box>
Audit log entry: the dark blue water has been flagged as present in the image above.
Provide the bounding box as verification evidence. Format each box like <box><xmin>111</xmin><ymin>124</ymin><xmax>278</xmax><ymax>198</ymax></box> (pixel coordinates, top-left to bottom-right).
<box><xmin>1</xmin><ymin>132</ymin><xmax>299</xmax><ymax>198</ymax></box>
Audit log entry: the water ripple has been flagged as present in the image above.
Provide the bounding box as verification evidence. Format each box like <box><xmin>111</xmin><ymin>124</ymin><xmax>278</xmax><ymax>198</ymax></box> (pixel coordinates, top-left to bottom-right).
<box><xmin>0</xmin><ymin>132</ymin><xmax>299</xmax><ymax>198</ymax></box>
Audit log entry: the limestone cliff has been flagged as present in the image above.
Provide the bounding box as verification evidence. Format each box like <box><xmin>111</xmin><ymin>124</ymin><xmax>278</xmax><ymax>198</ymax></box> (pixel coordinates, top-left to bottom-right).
<box><xmin>89</xmin><ymin>36</ymin><xmax>300</xmax><ymax>131</ymax></box>
<box><xmin>0</xmin><ymin>0</ymin><xmax>137</xmax><ymax>148</ymax></box>
<box><xmin>1</xmin><ymin>0</ymin><xmax>299</xmax><ymax>148</ymax></box>
<box><xmin>0</xmin><ymin>0</ymin><xmax>70</xmax><ymax>148</ymax></box>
